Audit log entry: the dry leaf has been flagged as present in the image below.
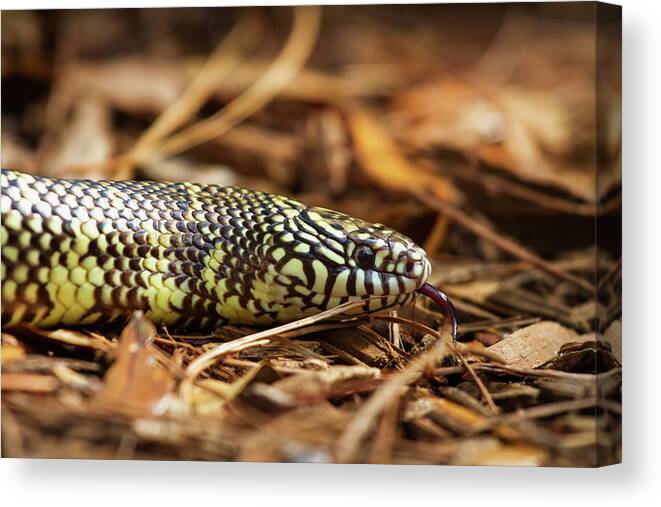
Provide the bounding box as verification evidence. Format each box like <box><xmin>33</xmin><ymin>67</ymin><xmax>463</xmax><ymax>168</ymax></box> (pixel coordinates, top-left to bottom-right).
<box><xmin>349</xmin><ymin>108</ymin><xmax>461</xmax><ymax>204</ymax></box>
<box><xmin>393</xmin><ymin>78</ymin><xmax>611</xmax><ymax>202</ymax></box>
<box><xmin>543</xmin><ymin>341</ymin><xmax>619</xmax><ymax>373</ymax></box>
<box><xmin>487</xmin><ymin>321</ymin><xmax>592</xmax><ymax>369</ymax></box>
<box><xmin>90</xmin><ymin>312</ymin><xmax>175</xmax><ymax>416</ymax></box>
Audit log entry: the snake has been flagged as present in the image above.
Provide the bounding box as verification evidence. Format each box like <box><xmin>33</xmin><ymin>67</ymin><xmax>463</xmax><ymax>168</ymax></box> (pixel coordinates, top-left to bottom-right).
<box><xmin>1</xmin><ymin>168</ymin><xmax>456</xmax><ymax>339</ymax></box>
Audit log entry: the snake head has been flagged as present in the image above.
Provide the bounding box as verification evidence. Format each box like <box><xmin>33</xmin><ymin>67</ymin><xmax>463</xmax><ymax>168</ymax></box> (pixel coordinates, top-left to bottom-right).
<box><xmin>263</xmin><ymin>206</ymin><xmax>431</xmax><ymax>319</ymax></box>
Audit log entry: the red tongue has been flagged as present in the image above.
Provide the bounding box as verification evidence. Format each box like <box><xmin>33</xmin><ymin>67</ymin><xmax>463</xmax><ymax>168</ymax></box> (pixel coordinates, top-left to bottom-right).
<box><xmin>416</xmin><ymin>283</ymin><xmax>458</xmax><ymax>344</ymax></box>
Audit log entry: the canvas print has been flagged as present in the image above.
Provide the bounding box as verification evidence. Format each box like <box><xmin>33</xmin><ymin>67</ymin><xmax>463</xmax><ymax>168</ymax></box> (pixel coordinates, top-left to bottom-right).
<box><xmin>1</xmin><ymin>2</ymin><xmax>621</xmax><ymax>466</ymax></box>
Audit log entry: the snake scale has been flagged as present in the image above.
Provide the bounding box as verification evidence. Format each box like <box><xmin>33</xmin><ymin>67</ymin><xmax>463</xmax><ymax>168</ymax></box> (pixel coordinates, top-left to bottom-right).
<box><xmin>0</xmin><ymin>168</ymin><xmax>456</xmax><ymax>338</ymax></box>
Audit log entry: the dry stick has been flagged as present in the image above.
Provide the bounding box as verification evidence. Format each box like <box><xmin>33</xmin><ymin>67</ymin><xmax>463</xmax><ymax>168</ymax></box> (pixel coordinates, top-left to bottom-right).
<box><xmin>222</xmin><ymin>357</ymin><xmax>306</xmax><ymax>375</ymax></box>
<box><xmin>458</xmin><ymin>316</ymin><xmax>541</xmax><ymax>334</ymax></box>
<box><xmin>445</xmin><ymin>297</ymin><xmax>501</xmax><ymax>320</ymax></box>
<box><xmin>117</xmin><ymin>13</ymin><xmax>263</xmax><ymax>178</ymax></box>
<box><xmin>447</xmin><ymin>163</ymin><xmax>601</xmax><ymax>217</ymax></box>
<box><xmin>358</xmin><ymin>325</ymin><xmax>413</xmax><ymax>365</ymax></box>
<box><xmin>472</xmin><ymin>397</ymin><xmax>601</xmax><ymax>433</ymax></box>
<box><xmin>180</xmin><ymin>299</ymin><xmax>370</xmax><ymax>406</ymax></box>
<box><xmin>143</xmin><ymin>6</ymin><xmax>321</xmax><ymax>161</ymax></box>
<box><xmin>388</xmin><ymin>310</ymin><xmax>402</xmax><ymax>348</ymax></box>
<box><xmin>452</xmin><ymin>344</ymin><xmax>499</xmax><ymax>414</ymax></box>
<box><xmin>473</xmin><ymin>364</ymin><xmax>622</xmax><ymax>383</ymax></box>
<box><xmin>430</xmin><ymin>365</ymin><xmax>466</xmax><ymax>377</ymax></box>
<box><xmin>277</xmin><ymin>318</ymin><xmax>370</xmax><ymax>339</ymax></box>
<box><xmin>431</xmin><ymin>364</ymin><xmax>623</xmax><ymax>386</ymax></box>
<box><xmin>374</xmin><ymin>314</ymin><xmax>506</xmax><ymax>364</ymax></box>
<box><xmin>415</xmin><ymin>190</ymin><xmax>596</xmax><ymax>295</ymax></box>
<box><xmin>334</xmin><ymin>322</ymin><xmax>453</xmax><ymax>463</ymax></box>
<box><xmin>319</xmin><ymin>340</ymin><xmax>371</xmax><ymax>367</ymax></box>
<box><xmin>367</xmin><ymin>394</ymin><xmax>401</xmax><ymax>464</ymax></box>
<box><xmin>374</xmin><ymin>313</ymin><xmax>446</xmax><ymax>340</ymax></box>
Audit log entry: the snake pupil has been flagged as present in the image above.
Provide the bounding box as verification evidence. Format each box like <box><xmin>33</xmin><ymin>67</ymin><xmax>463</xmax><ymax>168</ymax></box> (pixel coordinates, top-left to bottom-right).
<box><xmin>355</xmin><ymin>246</ymin><xmax>375</xmax><ymax>269</ymax></box>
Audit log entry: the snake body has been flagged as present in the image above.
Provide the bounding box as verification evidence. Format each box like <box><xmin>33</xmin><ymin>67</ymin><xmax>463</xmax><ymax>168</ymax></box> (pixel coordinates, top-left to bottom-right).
<box><xmin>1</xmin><ymin>169</ymin><xmax>448</xmax><ymax>331</ymax></box>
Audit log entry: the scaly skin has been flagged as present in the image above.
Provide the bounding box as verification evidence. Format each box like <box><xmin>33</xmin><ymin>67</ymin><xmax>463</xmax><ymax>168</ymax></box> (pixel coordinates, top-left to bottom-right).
<box><xmin>1</xmin><ymin>169</ymin><xmax>434</xmax><ymax>330</ymax></box>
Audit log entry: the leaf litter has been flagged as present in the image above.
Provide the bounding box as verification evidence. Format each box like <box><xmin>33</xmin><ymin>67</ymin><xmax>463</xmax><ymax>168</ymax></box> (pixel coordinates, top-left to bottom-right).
<box><xmin>1</xmin><ymin>4</ymin><xmax>620</xmax><ymax>466</ymax></box>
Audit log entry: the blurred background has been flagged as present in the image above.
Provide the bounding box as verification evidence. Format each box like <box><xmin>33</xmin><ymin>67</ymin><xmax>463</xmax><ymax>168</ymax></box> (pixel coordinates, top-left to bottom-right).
<box><xmin>1</xmin><ymin>4</ymin><xmax>621</xmax><ymax>248</ymax></box>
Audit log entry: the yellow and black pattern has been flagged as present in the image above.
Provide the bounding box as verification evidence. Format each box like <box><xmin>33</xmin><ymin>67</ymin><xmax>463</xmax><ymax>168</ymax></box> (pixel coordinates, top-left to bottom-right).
<box><xmin>1</xmin><ymin>169</ymin><xmax>431</xmax><ymax>329</ymax></box>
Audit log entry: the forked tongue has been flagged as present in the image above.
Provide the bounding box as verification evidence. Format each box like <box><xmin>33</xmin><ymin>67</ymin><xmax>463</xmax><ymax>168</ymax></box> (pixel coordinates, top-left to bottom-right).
<box><xmin>417</xmin><ymin>283</ymin><xmax>458</xmax><ymax>344</ymax></box>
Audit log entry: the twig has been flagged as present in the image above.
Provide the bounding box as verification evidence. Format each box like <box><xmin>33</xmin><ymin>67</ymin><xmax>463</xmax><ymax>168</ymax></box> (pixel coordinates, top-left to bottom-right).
<box><xmin>472</xmin><ymin>397</ymin><xmax>602</xmax><ymax>432</ymax></box>
<box><xmin>334</xmin><ymin>321</ymin><xmax>453</xmax><ymax>463</ymax></box>
<box><xmin>276</xmin><ymin>318</ymin><xmax>370</xmax><ymax>339</ymax></box>
<box><xmin>367</xmin><ymin>395</ymin><xmax>401</xmax><ymax>464</ymax></box>
<box><xmin>145</xmin><ymin>6</ymin><xmax>321</xmax><ymax>161</ymax></box>
<box><xmin>473</xmin><ymin>364</ymin><xmax>622</xmax><ymax>383</ymax></box>
<box><xmin>446</xmin><ymin>160</ymin><xmax>602</xmax><ymax>216</ymax></box>
<box><xmin>118</xmin><ymin>13</ymin><xmax>263</xmax><ymax>177</ymax></box>
<box><xmin>458</xmin><ymin>316</ymin><xmax>541</xmax><ymax>333</ymax></box>
<box><xmin>452</xmin><ymin>344</ymin><xmax>499</xmax><ymax>414</ymax></box>
<box><xmin>453</xmin><ymin>342</ymin><xmax>506</xmax><ymax>364</ymax></box>
<box><xmin>180</xmin><ymin>298</ymin><xmax>371</xmax><ymax>406</ymax></box>
<box><xmin>318</xmin><ymin>340</ymin><xmax>370</xmax><ymax>367</ymax></box>
<box><xmin>373</xmin><ymin>314</ymin><xmax>447</xmax><ymax>340</ymax></box>
<box><xmin>388</xmin><ymin>310</ymin><xmax>402</xmax><ymax>348</ymax></box>
<box><xmin>222</xmin><ymin>357</ymin><xmax>309</xmax><ymax>375</ymax></box>
<box><xmin>415</xmin><ymin>189</ymin><xmax>596</xmax><ymax>295</ymax></box>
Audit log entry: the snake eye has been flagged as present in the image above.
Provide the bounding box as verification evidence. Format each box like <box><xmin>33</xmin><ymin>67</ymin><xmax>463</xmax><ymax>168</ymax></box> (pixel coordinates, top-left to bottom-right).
<box><xmin>355</xmin><ymin>245</ymin><xmax>375</xmax><ymax>269</ymax></box>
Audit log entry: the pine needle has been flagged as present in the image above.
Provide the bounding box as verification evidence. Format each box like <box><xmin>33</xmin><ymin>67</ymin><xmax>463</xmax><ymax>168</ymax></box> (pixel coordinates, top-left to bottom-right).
<box><xmin>140</xmin><ymin>5</ymin><xmax>321</xmax><ymax>163</ymax></box>
<box><xmin>117</xmin><ymin>12</ymin><xmax>263</xmax><ymax>178</ymax></box>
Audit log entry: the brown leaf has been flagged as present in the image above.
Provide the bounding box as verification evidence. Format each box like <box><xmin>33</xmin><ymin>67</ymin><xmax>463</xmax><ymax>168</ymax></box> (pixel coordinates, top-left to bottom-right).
<box><xmin>91</xmin><ymin>312</ymin><xmax>175</xmax><ymax>416</ymax></box>
<box><xmin>393</xmin><ymin>78</ymin><xmax>612</xmax><ymax>202</ymax></box>
<box><xmin>487</xmin><ymin>321</ymin><xmax>591</xmax><ymax>369</ymax></box>
<box><xmin>542</xmin><ymin>340</ymin><xmax>619</xmax><ymax>373</ymax></box>
<box><xmin>348</xmin><ymin>108</ymin><xmax>462</xmax><ymax>204</ymax></box>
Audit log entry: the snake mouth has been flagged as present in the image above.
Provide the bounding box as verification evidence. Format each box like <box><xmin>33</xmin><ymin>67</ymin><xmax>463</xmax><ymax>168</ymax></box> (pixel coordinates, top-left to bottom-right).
<box><xmin>416</xmin><ymin>283</ymin><xmax>458</xmax><ymax>343</ymax></box>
